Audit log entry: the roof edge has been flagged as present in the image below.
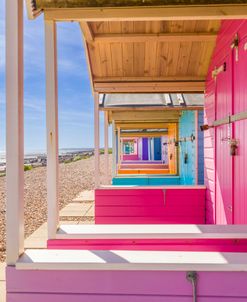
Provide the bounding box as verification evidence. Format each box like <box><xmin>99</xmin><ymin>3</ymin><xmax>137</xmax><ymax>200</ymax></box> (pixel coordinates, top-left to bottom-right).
<box><xmin>26</xmin><ymin>0</ymin><xmax>43</xmax><ymax>20</ymax></box>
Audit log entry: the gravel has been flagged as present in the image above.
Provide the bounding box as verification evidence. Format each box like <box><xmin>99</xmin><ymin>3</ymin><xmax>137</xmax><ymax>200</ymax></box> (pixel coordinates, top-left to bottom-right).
<box><xmin>0</xmin><ymin>155</ymin><xmax>112</xmax><ymax>262</ymax></box>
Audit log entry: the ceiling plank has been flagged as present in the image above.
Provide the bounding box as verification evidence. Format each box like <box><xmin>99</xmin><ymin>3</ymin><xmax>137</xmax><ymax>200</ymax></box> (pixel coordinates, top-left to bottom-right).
<box><xmin>94</xmin><ymin>81</ymin><xmax>205</xmax><ymax>93</ymax></box>
<box><xmin>93</xmin><ymin>32</ymin><xmax>217</xmax><ymax>43</ymax></box>
<box><xmin>44</xmin><ymin>5</ymin><xmax>247</xmax><ymax>21</ymax></box>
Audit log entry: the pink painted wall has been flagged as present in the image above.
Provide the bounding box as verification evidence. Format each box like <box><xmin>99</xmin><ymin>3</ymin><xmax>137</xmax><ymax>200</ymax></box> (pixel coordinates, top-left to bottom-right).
<box><xmin>205</xmin><ymin>20</ymin><xmax>247</xmax><ymax>224</ymax></box>
<box><xmin>95</xmin><ymin>188</ymin><xmax>205</xmax><ymax>224</ymax></box>
<box><xmin>48</xmin><ymin>238</ymin><xmax>247</xmax><ymax>252</ymax></box>
<box><xmin>122</xmin><ymin>154</ymin><xmax>139</xmax><ymax>161</ymax></box>
<box><xmin>7</xmin><ymin>267</ymin><xmax>247</xmax><ymax>301</ymax></box>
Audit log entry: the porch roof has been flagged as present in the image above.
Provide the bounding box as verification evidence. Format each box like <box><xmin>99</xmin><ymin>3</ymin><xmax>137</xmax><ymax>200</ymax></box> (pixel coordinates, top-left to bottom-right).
<box><xmin>100</xmin><ymin>93</ymin><xmax>204</xmax><ymax>108</ymax></box>
<box><xmin>26</xmin><ymin>1</ymin><xmax>247</xmax><ymax>95</ymax></box>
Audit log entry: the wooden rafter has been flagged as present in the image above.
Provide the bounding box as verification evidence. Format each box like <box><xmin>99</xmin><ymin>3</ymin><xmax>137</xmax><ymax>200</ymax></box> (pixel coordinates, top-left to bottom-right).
<box><xmin>112</xmin><ymin>110</ymin><xmax>180</xmax><ymax>122</ymax></box>
<box><xmin>121</xmin><ymin>132</ymin><xmax>168</xmax><ymax>138</ymax></box>
<box><xmin>94</xmin><ymin>76</ymin><xmax>206</xmax><ymax>83</ymax></box>
<box><xmin>79</xmin><ymin>22</ymin><xmax>94</xmax><ymax>42</ymax></box>
<box><xmin>94</xmin><ymin>81</ymin><xmax>205</xmax><ymax>93</ymax></box>
<box><xmin>93</xmin><ymin>32</ymin><xmax>217</xmax><ymax>43</ymax></box>
<box><xmin>115</xmin><ymin>122</ymin><xmax>176</xmax><ymax>129</ymax></box>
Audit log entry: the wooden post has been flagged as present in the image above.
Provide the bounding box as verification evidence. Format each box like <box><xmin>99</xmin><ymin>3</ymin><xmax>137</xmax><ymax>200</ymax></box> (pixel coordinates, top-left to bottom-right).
<box><xmin>117</xmin><ymin>127</ymin><xmax>121</xmax><ymax>167</ymax></box>
<box><xmin>104</xmin><ymin>111</ymin><xmax>109</xmax><ymax>184</ymax></box>
<box><xmin>6</xmin><ymin>0</ymin><xmax>24</xmax><ymax>265</ymax></box>
<box><xmin>94</xmin><ymin>93</ymin><xmax>100</xmax><ymax>188</ymax></box>
<box><xmin>112</xmin><ymin>120</ymin><xmax>116</xmax><ymax>177</ymax></box>
<box><xmin>45</xmin><ymin>20</ymin><xmax>59</xmax><ymax>239</ymax></box>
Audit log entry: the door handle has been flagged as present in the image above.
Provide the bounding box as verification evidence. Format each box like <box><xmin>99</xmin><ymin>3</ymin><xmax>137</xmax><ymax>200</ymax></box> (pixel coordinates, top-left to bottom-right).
<box><xmin>228</xmin><ymin>205</ymin><xmax>232</xmax><ymax>212</ymax></box>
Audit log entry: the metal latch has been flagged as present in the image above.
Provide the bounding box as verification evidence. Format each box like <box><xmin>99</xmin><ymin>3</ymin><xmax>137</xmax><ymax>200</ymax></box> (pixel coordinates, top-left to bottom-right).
<box><xmin>231</xmin><ymin>33</ymin><xmax>239</xmax><ymax>62</ymax></box>
<box><xmin>186</xmin><ymin>271</ymin><xmax>197</xmax><ymax>302</ymax></box>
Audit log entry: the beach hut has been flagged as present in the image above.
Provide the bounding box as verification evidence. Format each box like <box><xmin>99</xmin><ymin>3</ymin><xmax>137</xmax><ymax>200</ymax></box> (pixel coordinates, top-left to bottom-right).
<box><xmin>5</xmin><ymin>1</ymin><xmax>247</xmax><ymax>301</ymax></box>
<box><xmin>100</xmin><ymin>93</ymin><xmax>204</xmax><ymax>183</ymax></box>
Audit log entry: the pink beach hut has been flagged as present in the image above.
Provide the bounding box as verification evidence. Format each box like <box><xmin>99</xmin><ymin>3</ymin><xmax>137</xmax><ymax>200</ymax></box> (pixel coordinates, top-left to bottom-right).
<box><xmin>5</xmin><ymin>1</ymin><xmax>247</xmax><ymax>301</ymax></box>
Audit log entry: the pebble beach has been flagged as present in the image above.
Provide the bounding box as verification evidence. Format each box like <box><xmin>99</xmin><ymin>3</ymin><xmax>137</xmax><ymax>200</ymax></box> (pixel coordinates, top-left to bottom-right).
<box><xmin>0</xmin><ymin>155</ymin><xmax>112</xmax><ymax>262</ymax></box>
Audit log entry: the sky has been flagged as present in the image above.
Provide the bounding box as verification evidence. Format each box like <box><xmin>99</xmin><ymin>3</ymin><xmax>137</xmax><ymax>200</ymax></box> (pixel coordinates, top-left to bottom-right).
<box><xmin>0</xmin><ymin>1</ymin><xmax>110</xmax><ymax>154</ymax></box>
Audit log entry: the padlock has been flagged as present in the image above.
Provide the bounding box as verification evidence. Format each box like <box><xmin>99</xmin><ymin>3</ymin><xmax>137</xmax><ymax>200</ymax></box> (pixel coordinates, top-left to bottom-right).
<box><xmin>230</xmin><ymin>139</ymin><xmax>238</xmax><ymax>156</ymax></box>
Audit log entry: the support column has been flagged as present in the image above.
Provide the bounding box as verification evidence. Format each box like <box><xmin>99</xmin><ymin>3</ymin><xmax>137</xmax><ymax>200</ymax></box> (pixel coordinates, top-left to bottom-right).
<box><xmin>45</xmin><ymin>21</ymin><xmax>59</xmax><ymax>239</ymax></box>
<box><xmin>104</xmin><ymin>111</ymin><xmax>109</xmax><ymax>184</ymax></box>
<box><xmin>112</xmin><ymin>121</ymin><xmax>117</xmax><ymax>177</ymax></box>
<box><xmin>94</xmin><ymin>93</ymin><xmax>100</xmax><ymax>188</ymax></box>
<box><xmin>117</xmin><ymin>127</ymin><xmax>121</xmax><ymax>167</ymax></box>
<box><xmin>195</xmin><ymin>110</ymin><xmax>199</xmax><ymax>185</ymax></box>
<box><xmin>6</xmin><ymin>0</ymin><xmax>24</xmax><ymax>265</ymax></box>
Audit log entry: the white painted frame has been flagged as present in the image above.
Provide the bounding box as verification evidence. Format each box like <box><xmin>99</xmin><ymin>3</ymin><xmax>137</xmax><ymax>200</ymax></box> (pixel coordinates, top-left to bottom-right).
<box><xmin>104</xmin><ymin>111</ymin><xmax>109</xmax><ymax>184</ymax></box>
<box><xmin>94</xmin><ymin>93</ymin><xmax>100</xmax><ymax>188</ymax></box>
<box><xmin>112</xmin><ymin>120</ymin><xmax>116</xmax><ymax>177</ymax></box>
<box><xmin>6</xmin><ymin>0</ymin><xmax>24</xmax><ymax>265</ymax></box>
<box><xmin>45</xmin><ymin>20</ymin><xmax>59</xmax><ymax>240</ymax></box>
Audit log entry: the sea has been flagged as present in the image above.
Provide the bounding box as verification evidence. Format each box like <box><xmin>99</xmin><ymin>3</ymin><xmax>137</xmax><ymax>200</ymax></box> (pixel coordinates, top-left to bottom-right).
<box><xmin>0</xmin><ymin>148</ymin><xmax>94</xmax><ymax>165</ymax></box>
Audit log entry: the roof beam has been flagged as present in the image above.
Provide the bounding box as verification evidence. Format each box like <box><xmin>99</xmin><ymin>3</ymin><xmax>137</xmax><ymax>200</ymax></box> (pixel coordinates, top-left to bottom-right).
<box><xmin>104</xmin><ymin>106</ymin><xmax>204</xmax><ymax>112</ymax></box>
<box><xmin>44</xmin><ymin>5</ymin><xmax>247</xmax><ymax>21</ymax></box>
<box><xmin>121</xmin><ymin>132</ymin><xmax>168</xmax><ymax>138</ymax></box>
<box><xmin>36</xmin><ymin>0</ymin><xmax>247</xmax><ymax>9</ymax></box>
<box><xmin>94</xmin><ymin>32</ymin><xmax>217</xmax><ymax>43</ymax></box>
<box><xmin>94</xmin><ymin>76</ymin><xmax>205</xmax><ymax>83</ymax></box>
<box><xmin>115</xmin><ymin>122</ymin><xmax>175</xmax><ymax>129</ymax></box>
<box><xmin>94</xmin><ymin>81</ymin><xmax>205</xmax><ymax>93</ymax></box>
<box><xmin>112</xmin><ymin>110</ymin><xmax>180</xmax><ymax>122</ymax></box>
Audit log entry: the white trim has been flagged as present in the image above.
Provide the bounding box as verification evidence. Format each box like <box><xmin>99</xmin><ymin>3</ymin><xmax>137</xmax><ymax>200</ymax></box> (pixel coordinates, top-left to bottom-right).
<box><xmin>6</xmin><ymin>0</ymin><xmax>24</xmax><ymax>265</ymax></box>
<box><xmin>45</xmin><ymin>20</ymin><xmax>59</xmax><ymax>240</ymax></box>
<box><xmin>104</xmin><ymin>111</ymin><xmax>109</xmax><ymax>184</ymax></box>
<box><xmin>17</xmin><ymin>249</ymin><xmax>247</xmax><ymax>272</ymax></box>
<box><xmin>56</xmin><ymin>224</ymin><xmax>247</xmax><ymax>240</ymax></box>
<box><xmin>112</xmin><ymin>120</ymin><xmax>116</xmax><ymax>177</ymax></box>
<box><xmin>117</xmin><ymin>127</ymin><xmax>121</xmax><ymax>167</ymax></box>
<box><xmin>94</xmin><ymin>93</ymin><xmax>100</xmax><ymax>188</ymax></box>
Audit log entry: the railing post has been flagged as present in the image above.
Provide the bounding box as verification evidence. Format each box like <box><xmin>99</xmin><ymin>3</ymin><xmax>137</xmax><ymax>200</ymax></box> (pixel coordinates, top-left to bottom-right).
<box><xmin>6</xmin><ymin>0</ymin><xmax>24</xmax><ymax>265</ymax></box>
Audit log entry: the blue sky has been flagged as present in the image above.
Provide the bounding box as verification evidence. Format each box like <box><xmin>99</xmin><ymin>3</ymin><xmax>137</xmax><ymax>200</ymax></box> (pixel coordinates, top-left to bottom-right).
<box><xmin>0</xmin><ymin>1</ymin><xmax>109</xmax><ymax>153</ymax></box>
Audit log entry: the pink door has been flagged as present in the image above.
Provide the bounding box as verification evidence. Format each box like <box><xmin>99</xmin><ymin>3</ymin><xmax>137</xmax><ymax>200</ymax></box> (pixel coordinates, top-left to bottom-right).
<box><xmin>215</xmin><ymin>54</ymin><xmax>233</xmax><ymax>224</ymax></box>
<box><xmin>233</xmin><ymin>36</ymin><xmax>247</xmax><ymax>224</ymax></box>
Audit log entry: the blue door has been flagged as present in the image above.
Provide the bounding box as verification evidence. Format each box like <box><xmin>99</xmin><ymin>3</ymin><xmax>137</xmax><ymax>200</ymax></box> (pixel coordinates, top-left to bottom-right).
<box><xmin>154</xmin><ymin>138</ymin><xmax>161</xmax><ymax>160</ymax></box>
<box><xmin>142</xmin><ymin>138</ymin><xmax>148</xmax><ymax>160</ymax></box>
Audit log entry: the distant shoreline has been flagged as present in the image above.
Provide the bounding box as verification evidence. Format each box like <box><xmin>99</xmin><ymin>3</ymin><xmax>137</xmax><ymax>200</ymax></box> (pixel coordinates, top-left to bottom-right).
<box><xmin>0</xmin><ymin>148</ymin><xmax>112</xmax><ymax>176</ymax></box>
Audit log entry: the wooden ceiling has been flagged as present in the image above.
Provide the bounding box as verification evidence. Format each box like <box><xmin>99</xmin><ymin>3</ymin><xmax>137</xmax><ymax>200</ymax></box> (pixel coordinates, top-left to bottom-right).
<box><xmin>80</xmin><ymin>20</ymin><xmax>221</xmax><ymax>93</ymax></box>
<box><xmin>28</xmin><ymin>1</ymin><xmax>247</xmax><ymax>94</ymax></box>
